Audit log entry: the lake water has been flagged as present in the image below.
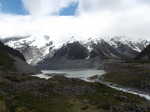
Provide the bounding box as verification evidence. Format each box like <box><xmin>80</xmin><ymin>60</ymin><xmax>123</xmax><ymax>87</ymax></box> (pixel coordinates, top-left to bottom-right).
<box><xmin>35</xmin><ymin>69</ymin><xmax>105</xmax><ymax>80</ymax></box>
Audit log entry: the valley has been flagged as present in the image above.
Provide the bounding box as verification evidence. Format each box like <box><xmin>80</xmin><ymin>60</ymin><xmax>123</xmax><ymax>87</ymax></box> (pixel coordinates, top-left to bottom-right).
<box><xmin>1</xmin><ymin>0</ymin><xmax>150</xmax><ymax>111</ymax></box>
<box><xmin>0</xmin><ymin>37</ymin><xmax>150</xmax><ymax>112</ymax></box>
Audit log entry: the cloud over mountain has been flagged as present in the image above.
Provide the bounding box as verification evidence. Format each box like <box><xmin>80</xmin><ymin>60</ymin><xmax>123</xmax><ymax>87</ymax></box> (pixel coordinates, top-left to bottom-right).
<box><xmin>0</xmin><ymin>0</ymin><xmax>150</xmax><ymax>43</ymax></box>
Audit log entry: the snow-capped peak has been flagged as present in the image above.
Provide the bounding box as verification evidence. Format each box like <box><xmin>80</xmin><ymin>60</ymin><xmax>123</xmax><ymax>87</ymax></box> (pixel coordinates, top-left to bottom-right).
<box><xmin>1</xmin><ymin>35</ymin><xmax>150</xmax><ymax>65</ymax></box>
<box><xmin>3</xmin><ymin>35</ymin><xmax>54</xmax><ymax>65</ymax></box>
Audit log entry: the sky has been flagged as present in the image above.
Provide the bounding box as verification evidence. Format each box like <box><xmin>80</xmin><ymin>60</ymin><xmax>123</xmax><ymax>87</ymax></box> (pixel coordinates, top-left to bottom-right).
<box><xmin>0</xmin><ymin>0</ymin><xmax>150</xmax><ymax>43</ymax></box>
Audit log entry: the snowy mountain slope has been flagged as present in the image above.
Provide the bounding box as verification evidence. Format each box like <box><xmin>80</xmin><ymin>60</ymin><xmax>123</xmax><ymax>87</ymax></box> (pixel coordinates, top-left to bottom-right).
<box><xmin>2</xmin><ymin>35</ymin><xmax>54</xmax><ymax>65</ymax></box>
<box><xmin>109</xmin><ymin>37</ymin><xmax>149</xmax><ymax>52</ymax></box>
<box><xmin>85</xmin><ymin>37</ymin><xmax>150</xmax><ymax>59</ymax></box>
<box><xmin>37</xmin><ymin>37</ymin><xmax>150</xmax><ymax>70</ymax></box>
<box><xmin>1</xmin><ymin>35</ymin><xmax>150</xmax><ymax>67</ymax></box>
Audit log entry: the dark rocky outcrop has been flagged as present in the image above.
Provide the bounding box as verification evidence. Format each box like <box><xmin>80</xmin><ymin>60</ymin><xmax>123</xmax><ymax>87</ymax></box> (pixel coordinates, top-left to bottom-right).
<box><xmin>54</xmin><ymin>42</ymin><xmax>89</xmax><ymax>60</ymax></box>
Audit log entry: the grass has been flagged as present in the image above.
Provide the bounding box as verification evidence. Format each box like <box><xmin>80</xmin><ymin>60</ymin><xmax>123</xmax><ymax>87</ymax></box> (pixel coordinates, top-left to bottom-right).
<box><xmin>103</xmin><ymin>62</ymin><xmax>150</xmax><ymax>92</ymax></box>
<box><xmin>0</xmin><ymin>72</ymin><xmax>150</xmax><ymax>112</ymax></box>
<box><xmin>0</xmin><ymin>51</ymin><xmax>16</xmax><ymax>71</ymax></box>
<box><xmin>2</xmin><ymin>82</ymin><xmax>150</xmax><ymax>112</ymax></box>
<box><xmin>0</xmin><ymin>95</ymin><xmax>8</xmax><ymax>112</ymax></box>
<box><xmin>125</xmin><ymin>59</ymin><xmax>150</xmax><ymax>64</ymax></box>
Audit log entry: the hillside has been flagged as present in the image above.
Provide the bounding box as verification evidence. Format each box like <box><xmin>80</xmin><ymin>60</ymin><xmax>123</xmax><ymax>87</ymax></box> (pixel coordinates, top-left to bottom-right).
<box><xmin>0</xmin><ymin>41</ymin><xmax>39</xmax><ymax>74</ymax></box>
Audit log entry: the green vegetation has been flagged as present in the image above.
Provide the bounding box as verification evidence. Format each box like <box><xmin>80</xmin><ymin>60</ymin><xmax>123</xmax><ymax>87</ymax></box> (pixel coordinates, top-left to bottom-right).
<box><xmin>0</xmin><ymin>51</ymin><xmax>16</xmax><ymax>71</ymax></box>
<box><xmin>3</xmin><ymin>85</ymin><xmax>150</xmax><ymax>112</ymax></box>
<box><xmin>0</xmin><ymin>96</ymin><xmax>9</xmax><ymax>112</ymax></box>
<box><xmin>125</xmin><ymin>60</ymin><xmax>150</xmax><ymax>64</ymax></box>
<box><xmin>0</xmin><ymin>73</ymin><xmax>150</xmax><ymax>112</ymax></box>
<box><xmin>104</xmin><ymin>61</ymin><xmax>150</xmax><ymax>93</ymax></box>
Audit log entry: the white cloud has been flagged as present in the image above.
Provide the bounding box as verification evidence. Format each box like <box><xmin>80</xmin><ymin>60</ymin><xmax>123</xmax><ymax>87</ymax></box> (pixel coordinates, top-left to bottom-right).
<box><xmin>0</xmin><ymin>14</ymin><xmax>113</xmax><ymax>44</ymax></box>
<box><xmin>78</xmin><ymin>0</ymin><xmax>145</xmax><ymax>15</ymax></box>
<box><xmin>0</xmin><ymin>0</ymin><xmax>150</xmax><ymax>45</ymax></box>
<box><xmin>22</xmin><ymin>0</ymin><xmax>77</xmax><ymax>16</ymax></box>
<box><xmin>78</xmin><ymin>0</ymin><xmax>122</xmax><ymax>14</ymax></box>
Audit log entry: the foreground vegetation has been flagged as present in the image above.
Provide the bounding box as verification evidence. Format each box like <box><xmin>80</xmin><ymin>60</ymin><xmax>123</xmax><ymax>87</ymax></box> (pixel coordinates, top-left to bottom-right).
<box><xmin>0</xmin><ymin>71</ymin><xmax>150</xmax><ymax>112</ymax></box>
<box><xmin>103</xmin><ymin>60</ymin><xmax>150</xmax><ymax>93</ymax></box>
<box><xmin>0</xmin><ymin>51</ymin><xmax>16</xmax><ymax>71</ymax></box>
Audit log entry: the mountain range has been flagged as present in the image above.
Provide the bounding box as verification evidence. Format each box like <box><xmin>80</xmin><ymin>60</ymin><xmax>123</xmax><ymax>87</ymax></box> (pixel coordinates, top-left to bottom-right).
<box><xmin>1</xmin><ymin>35</ymin><xmax>150</xmax><ymax>70</ymax></box>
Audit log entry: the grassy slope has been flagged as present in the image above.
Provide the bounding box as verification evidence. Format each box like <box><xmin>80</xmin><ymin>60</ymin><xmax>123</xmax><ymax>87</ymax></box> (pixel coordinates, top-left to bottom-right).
<box><xmin>0</xmin><ymin>51</ymin><xmax>16</xmax><ymax>71</ymax></box>
<box><xmin>0</xmin><ymin>74</ymin><xmax>150</xmax><ymax>112</ymax></box>
<box><xmin>103</xmin><ymin>61</ymin><xmax>150</xmax><ymax>92</ymax></box>
<box><xmin>0</xmin><ymin>97</ymin><xmax>8</xmax><ymax>112</ymax></box>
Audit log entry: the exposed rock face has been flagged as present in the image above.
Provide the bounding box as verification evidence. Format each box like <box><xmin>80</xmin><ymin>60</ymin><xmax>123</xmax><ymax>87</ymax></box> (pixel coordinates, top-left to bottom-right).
<box><xmin>53</xmin><ymin>42</ymin><xmax>89</xmax><ymax>60</ymax></box>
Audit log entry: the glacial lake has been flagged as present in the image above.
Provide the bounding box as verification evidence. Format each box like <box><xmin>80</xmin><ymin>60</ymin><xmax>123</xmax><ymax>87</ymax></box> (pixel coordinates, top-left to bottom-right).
<box><xmin>35</xmin><ymin>69</ymin><xmax>105</xmax><ymax>80</ymax></box>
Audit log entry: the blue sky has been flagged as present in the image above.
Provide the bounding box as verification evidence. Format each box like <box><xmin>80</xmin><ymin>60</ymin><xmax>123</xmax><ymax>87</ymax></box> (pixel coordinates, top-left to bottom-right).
<box><xmin>0</xmin><ymin>0</ymin><xmax>78</xmax><ymax>16</ymax></box>
<box><xmin>59</xmin><ymin>2</ymin><xmax>78</xmax><ymax>16</ymax></box>
<box><xmin>0</xmin><ymin>0</ymin><xmax>28</xmax><ymax>14</ymax></box>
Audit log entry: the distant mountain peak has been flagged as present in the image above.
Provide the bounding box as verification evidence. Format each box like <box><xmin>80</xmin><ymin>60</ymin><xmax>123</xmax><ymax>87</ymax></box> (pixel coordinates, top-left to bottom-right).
<box><xmin>1</xmin><ymin>35</ymin><xmax>150</xmax><ymax>66</ymax></box>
